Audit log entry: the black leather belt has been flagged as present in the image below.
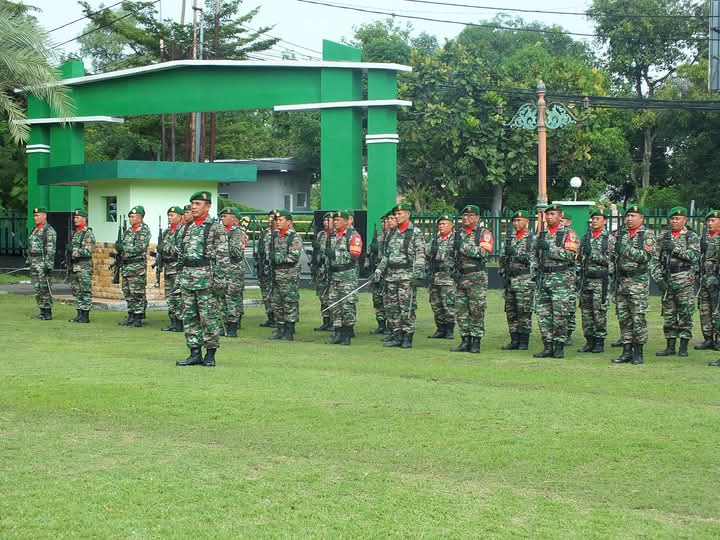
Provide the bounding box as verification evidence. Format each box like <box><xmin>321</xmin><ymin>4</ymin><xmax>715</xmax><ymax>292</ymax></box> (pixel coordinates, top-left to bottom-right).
<box><xmin>542</xmin><ymin>265</ymin><xmax>571</xmax><ymax>273</ymax></box>
<box><xmin>183</xmin><ymin>259</ymin><xmax>210</xmax><ymax>268</ymax></box>
<box><xmin>272</xmin><ymin>262</ymin><xmax>295</xmax><ymax>269</ymax></box>
<box><xmin>460</xmin><ymin>264</ymin><xmax>486</xmax><ymax>274</ymax></box>
<box><xmin>669</xmin><ymin>264</ymin><xmax>691</xmax><ymax>274</ymax></box>
<box><xmin>619</xmin><ymin>268</ymin><xmax>646</xmax><ymax>277</ymax></box>
<box><xmin>388</xmin><ymin>262</ymin><xmax>411</xmax><ymax>270</ymax></box>
<box><xmin>123</xmin><ymin>256</ymin><xmax>145</xmax><ymax>264</ymax></box>
<box><xmin>331</xmin><ymin>263</ymin><xmax>356</xmax><ymax>272</ymax></box>
<box><xmin>585</xmin><ymin>269</ymin><xmax>608</xmax><ymax>279</ymax></box>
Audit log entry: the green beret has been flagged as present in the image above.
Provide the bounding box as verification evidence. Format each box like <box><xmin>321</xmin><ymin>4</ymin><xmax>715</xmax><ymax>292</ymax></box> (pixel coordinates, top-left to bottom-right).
<box><xmin>343</xmin><ymin>209</ymin><xmax>355</xmax><ymax>216</ymax></box>
<box><xmin>32</xmin><ymin>207</ymin><xmax>47</xmax><ymax>214</ymax></box>
<box><xmin>268</xmin><ymin>209</ymin><xmax>279</xmax><ymax>217</ymax></box>
<box><xmin>128</xmin><ymin>205</ymin><xmax>145</xmax><ymax>216</ymax></box>
<box><xmin>386</xmin><ymin>209</ymin><xmax>398</xmax><ymax>217</ymax></box>
<box><xmin>461</xmin><ymin>204</ymin><xmax>480</xmax><ymax>215</ymax></box>
<box><xmin>219</xmin><ymin>207</ymin><xmax>242</xmax><ymax>219</ymax></box>
<box><xmin>546</xmin><ymin>204</ymin><xmax>563</xmax><ymax>213</ymax></box>
<box><xmin>436</xmin><ymin>213</ymin><xmax>453</xmax><ymax>223</ymax></box>
<box><xmin>277</xmin><ymin>209</ymin><xmax>292</xmax><ymax>219</ymax></box>
<box><xmin>511</xmin><ymin>210</ymin><xmax>530</xmax><ymax>219</ymax></box>
<box><xmin>393</xmin><ymin>202</ymin><xmax>412</xmax><ymax>213</ymax></box>
<box><xmin>588</xmin><ymin>206</ymin><xmax>610</xmax><ymax>218</ymax></box>
<box><xmin>73</xmin><ymin>208</ymin><xmax>88</xmax><ymax>217</ymax></box>
<box><xmin>705</xmin><ymin>209</ymin><xmax>720</xmax><ymax>220</ymax></box>
<box><xmin>323</xmin><ymin>211</ymin><xmax>333</xmax><ymax>219</ymax></box>
<box><xmin>335</xmin><ymin>210</ymin><xmax>351</xmax><ymax>219</ymax></box>
<box><xmin>189</xmin><ymin>191</ymin><xmax>211</xmax><ymax>203</ymax></box>
<box><xmin>625</xmin><ymin>203</ymin><xmax>647</xmax><ymax>217</ymax></box>
<box><xmin>183</xmin><ymin>204</ymin><xmax>192</xmax><ymax>212</ymax></box>
<box><xmin>669</xmin><ymin>206</ymin><xmax>688</xmax><ymax>217</ymax></box>
<box><xmin>167</xmin><ymin>206</ymin><xmax>183</xmax><ymax>215</ymax></box>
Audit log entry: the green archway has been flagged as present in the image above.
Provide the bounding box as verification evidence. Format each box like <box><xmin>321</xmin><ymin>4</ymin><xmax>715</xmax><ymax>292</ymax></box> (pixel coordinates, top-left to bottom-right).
<box><xmin>25</xmin><ymin>40</ymin><xmax>411</xmax><ymax>236</ymax></box>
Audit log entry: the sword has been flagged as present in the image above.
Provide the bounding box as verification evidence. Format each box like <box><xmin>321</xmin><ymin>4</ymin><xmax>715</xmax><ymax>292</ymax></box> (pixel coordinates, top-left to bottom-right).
<box><xmin>1</xmin><ymin>267</ymin><xmax>30</xmax><ymax>275</ymax></box>
<box><xmin>321</xmin><ymin>280</ymin><xmax>371</xmax><ymax>314</ymax></box>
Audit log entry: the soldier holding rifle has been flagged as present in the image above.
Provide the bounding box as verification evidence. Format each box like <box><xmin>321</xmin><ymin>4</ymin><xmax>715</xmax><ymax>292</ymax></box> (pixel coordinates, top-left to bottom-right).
<box><xmin>427</xmin><ymin>213</ymin><xmax>456</xmax><ymax>340</ymax></box>
<box><xmin>27</xmin><ymin>207</ymin><xmax>56</xmax><ymax>320</ymax></box>
<box><xmin>698</xmin><ymin>210</ymin><xmax>720</xmax><ymax>360</ymax></box>
<box><xmin>67</xmin><ymin>208</ymin><xmax>95</xmax><ymax>324</ymax></box>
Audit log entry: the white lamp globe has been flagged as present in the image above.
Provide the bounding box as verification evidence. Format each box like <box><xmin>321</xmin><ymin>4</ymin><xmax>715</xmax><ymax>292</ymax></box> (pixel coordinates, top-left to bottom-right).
<box><xmin>570</xmin><ymin>176</ymin><xmax>582</xmax><ymax>189</ymax></box>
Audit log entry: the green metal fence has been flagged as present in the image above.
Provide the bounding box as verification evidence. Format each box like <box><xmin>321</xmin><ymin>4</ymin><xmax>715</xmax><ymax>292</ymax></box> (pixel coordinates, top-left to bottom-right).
<box><xmin>0</xmin><ymin>211</ymin><xmax>26</xmax><ymax>256</ymax></box>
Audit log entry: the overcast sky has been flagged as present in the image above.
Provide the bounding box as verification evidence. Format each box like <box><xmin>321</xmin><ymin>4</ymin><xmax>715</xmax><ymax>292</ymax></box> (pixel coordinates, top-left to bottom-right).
<box><xmin>34</xmin><ymin>0</ymin><xmax>596</xmax><ymax>64</ymax></box>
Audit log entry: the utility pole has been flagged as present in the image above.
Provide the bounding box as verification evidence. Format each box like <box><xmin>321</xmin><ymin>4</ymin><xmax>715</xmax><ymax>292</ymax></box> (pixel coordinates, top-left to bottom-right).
<box><xmin>194</xmin><ymin>1</ymin><xmax>204</xmax><ymax>162</ymax></box>
<box><xmin>711</xmin><ymin>0</ymin><xmax>720</xmax><ymax>91</ymax></box>
<box><xmin>209</xmin><ymin>0</ymin><xmax>220</xmax><ymax>162</ymax></box>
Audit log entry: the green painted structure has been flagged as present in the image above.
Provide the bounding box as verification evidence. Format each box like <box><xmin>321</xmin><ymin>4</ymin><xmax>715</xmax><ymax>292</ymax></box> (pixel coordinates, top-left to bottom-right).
<box><xmin>553</xmin><ymin>200</ymin><xmax>596</xmax><ymax>238</ymax></box>
<box><xmin>24</xmin><ymin>40</ymin><xmax>411</xmax><ymax>237</ymax></box>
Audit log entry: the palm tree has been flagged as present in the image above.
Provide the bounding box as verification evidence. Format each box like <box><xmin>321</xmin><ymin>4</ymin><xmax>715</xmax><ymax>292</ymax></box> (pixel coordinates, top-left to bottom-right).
<box><xmin>0</xmin><ymin>2</ymin><xmax>74</xmax><ymax>144</ymax></box>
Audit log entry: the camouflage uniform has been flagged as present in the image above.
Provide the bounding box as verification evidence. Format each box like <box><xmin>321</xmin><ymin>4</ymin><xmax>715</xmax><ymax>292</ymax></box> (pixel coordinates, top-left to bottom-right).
<box><xmin>369</xmin><ymin>227</ymin><xmax>386</xmax><ymax>333</ymax></box>
<box><xmin>651</xmin><ymin>226</ymin><xmax>700</xmax><ymax>356</ymax></box>
<box><xmin>375</xmin><ymin>221</ymin><xmax>426</xmax><ymax>347</ymax></box>
<box><xmin>578</xmin><ymin>228</ymin><xmax>611</xmax><ymax>351</ymax></box>
<box><xmin>500</xmin><ymin>228</ymin><xmax>536</xmax><ymax>349</ymax></box>
<box><xmin>327</xmin><ymin>226</ymin><xmax>363</xmax><ymax>343</ymax></box>
<box><xmin>159</xmin><ymin>223</ymin><xmax>183</xmax><ymax>330</ymax></box>
<box><xmin>178</xmin><ymin>214</ymin><xmax>229</xmax><ymax>353</ymax></box>
<box><xmin>697</xmin><ymin>229</ymin><xmax>720</xmax><ymax>349</ymax></box>
<box><xmin>427</xmin><ymin>230</ymin><xmax>456</xmax><ymax>338</ymax></box>
<box><xmin>225</xmin><ymin>223</ymin><xmax>248</xmax><ymax>326</ymax></box>
<box><xmin>27</xmin><ymin>222</ymin><xmax>56</xmax><ymax>317</ymax></box>
<box><xmin>313</xmin><ymin>227</ymin><xmax>332</xmax><ymax>330</ymax></box>
<box><xmin>69</xmin><ymin>225</ymin><xmax>95</xmax><ymax>313</ymax></box>
<box><xmin>120</xmin><ymin>222</ymin><xmax>151</xmax><ymax>318</ymax></box>
<box><xmin>534</xmin><ymin>223</ymin><xmax>579</xmax><ymax>357</ymax></box>
<box><xmin>269</xmin><ymin>225</ymin><xmax>303</xmax><ymax>339</ymax></box>
<box><xmin>256</xmin><ymin>227</ymin><xmax>274</xmax><ymax>325</ymax></box>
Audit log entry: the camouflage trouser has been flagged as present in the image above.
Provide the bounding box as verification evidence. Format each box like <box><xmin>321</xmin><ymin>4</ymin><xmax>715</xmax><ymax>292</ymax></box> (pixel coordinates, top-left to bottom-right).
<box><xmin>226</xmin><ymin>274</ymin><xmax>245</xmax><ymax>323</ymax></box>
<box><xmin>536</xmin><ymin>271</ymin><xmax>574</xmax><ymax>345</ymax></box>
<box><xmin>164</xmin><ymin>272</ymin><xmax>181</xmax><ymax>319</ymax></box>
<box><xmin>384</xmin><ymin>279</ymin><xmax>417</xmax><ymax>334</ymax></box>
<box><xmin>121</xmin><ymin>268</ymin><xmax>147</xmax><ymax>315</ymax></box>
<box><xmin>504</xmin><ymin>278</ymin><xmax>534</xmax><ymax>336</ymax></box>
<box><xmin>429</xmin><ymin>283</ymin><xmax>455</xmax><ymax>325</ymax></box>
<box><xmin>258</xmin><ymin>273</ymin><xmax>272</xmax><ymax>318</ymax></box>
<box><xmin>317</xmin><ymin>282</ymin><xmax>330</xmax><ymax>318</ymax></box>
<box><xmin>329</xmin><ymin>278</ymin><xmax>358</xmax><ymax>327</ymax></box>
<box><xmin>456</xmin><ymin>272</ymin><xmax>488</xmax><ymax>338</ymax></box>
<box><xmin>697</xmin><ymin>285</ymin><xmax>720</xmax><ymax>340</ymax></box>
<box><xmin>580</xmin><ymin>279</ymin><xmax>608</xmax><ymax>339</ymax></box>
<box><xmin>270</xmin><ymin>269</ymin><xmax>299</xmax><ymax>324</ymax></box>
<box><xmin>70</xmin><ymin>267</ymin><xmax>93</xmax><ymax>311</ymax></box>
<box><xmin>616</xmin><ymin>277</ymin><xmax>649</xmax><ymax>345</ymax></box>
<box><xmin>660</xmin><ymin>274</ymin><xmax>695</xmax><ymax>340</ymax></box>
<box><xmin>567</xmin><ymin>289</ymin><xmax>577</xmax><ymax>336</ymax></box>
<box><xmin>371</xmin><ymin>281</ymin><xmax>385</xmax><ymax>323</ymax></box>
<box><xmin>31</xmin><ymin>268</ymin><xmax>52</xmax><ymax>309</ymax></box>
<box><xmin>182</xmin><ymin>287</ymin><xmax>222</xmax><ymax>349</ymax></box>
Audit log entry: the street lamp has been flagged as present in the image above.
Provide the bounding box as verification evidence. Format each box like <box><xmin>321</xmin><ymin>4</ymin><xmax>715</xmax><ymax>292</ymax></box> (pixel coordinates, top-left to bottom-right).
<box><xmin>570</xmin><ymin>176</ymin><xmax>582</xmax><ymax>201</ymax></box>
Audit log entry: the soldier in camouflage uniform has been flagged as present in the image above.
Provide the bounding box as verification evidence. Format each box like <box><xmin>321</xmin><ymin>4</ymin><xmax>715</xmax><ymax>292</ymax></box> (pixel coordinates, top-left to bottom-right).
<box><xmin>610</xmin><ymin>204</ymin><xmax>658</xmax><ymax>365</ymax></box>
<box><xmin>67</xmin><ymin>208</ymin><xmax>95</xmax><ymax>323</ymax></box>
<box><xmin>325</xmin><ymin>210</ymin><xmax>363</xmax><ymax>345</ymax></box>
<box><xmin>533</xmin><ymin>204</ymin><xmax>579</xmax><ymax>359</ymax></box>
<box><xmin>427</xmin><ymin>213</ymin><xmax>456</xmax><ymax>340</ymax></box>
<box><xmin>158</xmin><ymin>206</ymin><xmax>184</xmax><ymax>332</ymax></box>
<box><xmin>379</xmin><ymin>212</ymin><xmax>398</xmax><ymax>339</ymax></box>
<box><xmin>577</xmin><ymin>207</ymin><xmax>611</xmax><ymax>353</ymax></box>
<box><xmin>116</xmin><ymin>206</ymin><xmax>151</xmax><ymax>328</ymax></box>
<box><xmin>367</xmin><ymin>214</ymin><xmax>387</xmax><ymax>335</ymax></box>
<box><xmin>176</xmin><ymin>191</ymin><xmax>229</xmax><ymax>367</ymax></box>
<box><xmin>257</xmin><ymin>210</ymin><xmax>277</xmax><ymax>327</ymax></box>
<box><xmin>451</xmin><ymin>205</ymin><xmax>494</xmax><ymax>354</ymax></box>
<box><xmin>268</xmin><ymin>209</ymin><xmax>303</xmax><ymax>341</ymax></box>
<box><xmin>651</xmin><ymin>206</ymin><xmax>700</xmax><ymax>358</ymax></box>
<box><xmin>698</xmin><ymin>210</ymin><xmax>720</xmax><ymax>358</ymax></box>
<box><xmin>373</xmin><ymin>202</ymin><xmax>426</xmax><ymax>349</ymax></box>
<box><xmin>561</xmin><ymin>215</ymin><xmax>579</xmax><ymax>344</ymax></box>
<box><xmin>27</xmin><ymin>207</ymin><xmax>57</xmax><ymax>320</ymax></box>
<box><xmin>313</xmin><ymin>212</ymin><xmax>333</xmax><ymax>331</ymax></box>
<box><xmin>219</xmin><ymin>207</ymin><xmax>248</xmax><ymax>337</ymax></box>
<box><xmin>500</xmin><ymin>210</ymin><xmax>536</xmax><ymax>351</ymax></box>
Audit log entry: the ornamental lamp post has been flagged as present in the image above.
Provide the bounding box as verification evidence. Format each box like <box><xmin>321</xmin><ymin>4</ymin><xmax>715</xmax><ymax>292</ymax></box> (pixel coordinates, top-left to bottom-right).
<box><xmin>570</xmin><ymin>176</ymin><xmax>582</xmax><ymax>201</ymax></box>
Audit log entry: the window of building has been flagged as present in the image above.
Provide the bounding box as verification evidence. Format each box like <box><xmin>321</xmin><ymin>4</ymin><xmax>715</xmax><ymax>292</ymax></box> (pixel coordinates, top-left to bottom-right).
<box><xmin>219</xmin><ymin>192</ymin><xmax>229</xmax><ymax>199</ymax></box>
<box><xmin>104</xmin><ymin>196</ymin><xmax>117</xmax><ymax>222</ymax></box>
<box><xmin>283</xmin><ymin>194</ymin><xmax>293</xmax><ymax>211</ymax></box>
<box><xmin>296</xmin><ymin>192</ymin><xmax>307</xmax><ymax>208</ymax></box>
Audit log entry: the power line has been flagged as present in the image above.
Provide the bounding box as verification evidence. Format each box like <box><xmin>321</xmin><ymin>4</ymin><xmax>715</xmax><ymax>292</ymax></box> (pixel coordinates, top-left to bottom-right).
<box><xmin>47</xmin><ymin>0</ymin><xmax>126</xmax><ymax>33</ymax></box>
<box><xmin>237</xmin><ymin>23</ymin><xmax>322</xmax><ymax>55</ymax></box>
<box><xmin>295</xmin><ymin>0</ymin><xmax>708</xmax><ymax>42</ymax></box>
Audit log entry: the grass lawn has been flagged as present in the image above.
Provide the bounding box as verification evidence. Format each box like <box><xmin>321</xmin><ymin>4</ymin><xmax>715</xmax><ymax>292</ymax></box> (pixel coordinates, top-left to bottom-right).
<box><xmin>1</xmin><ymin>288</ymin><xmax>719</xmax><ymax>538</ymax></box>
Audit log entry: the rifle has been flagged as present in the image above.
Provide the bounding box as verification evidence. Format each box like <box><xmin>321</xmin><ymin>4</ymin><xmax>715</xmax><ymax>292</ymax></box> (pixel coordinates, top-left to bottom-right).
<box><xmin>63</xmin><ymin>215</ymin><xmax>73</xmax><ymax>282</ymax></box>
<box><xmin>151</xmin><ymin>216</ymin><xmax>164</xmax><ymax>288</ymax></box>
<box><xmin>533</xmin><ymin>206</ymin><xmax>547</xmax><ymax>311</ymax></box>
<box><xmin>310</xmin><ymin>218</ymin><xmax>321</xmax><ymax>283</ymax></box>
<box><xmin>661</xmin><ymin>229</ymin><xmax>673</xmax><ymax>300</ymax></box>
<box><xmin>367</xmin><ymin>223</ymin><xmax>379</xmax><ymax>274</ymax></box>
<box><xmin>452</xmin><ymin>215</ymin><xmax>463</xmax><ymax>281</ymax></box>
<box><xmin>110</xmin><ymin>215</ymin><xmax>126</xmax><ymax>284</ymax></box>
<box><xmin>500</xmin><ymin>228</ymin><xmax>512</xmax><ymax>291</ymax></box>
<box><xmin>697</xmin><ymin>229</ymin><xmax>708</xmax><ymax>298</ymax></box>
<box><xmin>610</xmin><ymin>227</ymin><xmax>626</xmax><ymax>300</ymax></box>
<box><xmin>426</xmin><ymin>220</ymin><xmax>438</xmax><ymax>289</ymax></box>
<box><xmin>268</xmin><ymin>228</ymin><xmax>279</xmax><ymax>297</ymax></box>
<box><xmin>578</xmin><ymin>231</ymin><xmax>591</xmax><ymax>294</ymax></box>
<box><xmin>323</xmin><ymin>220</ymin><xmax>333</xmax><ymax>296</ymax></box>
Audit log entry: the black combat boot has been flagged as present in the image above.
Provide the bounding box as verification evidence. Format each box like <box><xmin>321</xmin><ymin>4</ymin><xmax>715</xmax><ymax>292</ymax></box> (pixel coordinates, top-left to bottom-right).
<box><xmin>176</xmin><ymin>318</ymin><xmax>184</xmax><ymax>331</ymax></box>
<box><xmin>130</xmin><ymin>313</ymin><xmax>143</xmax><ymax>327</ymax></box>
<box><xmin>176</xmin><ymin>347</ymin><xmax>203</xmax><ymax>366</ymax></box>
<box><xmin>80</xmin><ymin>310</ymin><xmax>90</xmax><ymax>323</ymax></box>
<box><xmin>631</xmin><ymin>343</ymin><xmax>644</xmax><ymax>364</ymax></box>
<box><xmin>429</xmin><ymin>325</ymin><xmax>446</xmax><ymax>339</ymax></box>
<box><xmin>591</xmin><ymin>338</ymin><xmax>605</xmax><ymax>353</ymax></box>
<box><xmin>260</xmin><ymin>313</ymin><xmax>275</xmax><ymax>327</ymax></box>
<box><xmin>269</xmin><ymin>323</ymin><xmax>285</xmax><ymax>340</ymax></box>
<box><xmin>327</xmin><ymin>327</ymin><xmax>343</xmax><ymax>344</ymax></box>
<box><xmin>31</xmin><ymin>308</ymin><xmax>44</xmax><ymax>319</ymax></box>
<box><xmin>43</xmin><ymin>307</ymin><xmax>53</xmax><ymax>320</ymax></box>
<box><xmin>340</xmin><ymin>326</ymin><xmax>352</xmax><ymax>345</ymax></box>
<box><xmin>611</xmin><ymin>338</ymin><xmax>623</xmax><ymax>348</ymax></box>
<box><xmin>370</xmin><ymin>319</ymin><xmax>386</xmax><ymax>335</ymax></box>
<box><xmin>284</xmin><ymin>322</ymin><xmax>295</xmax><ymax>341</ymax></box>
<box><xmin>553</xmin><ymin>341</ymin><xmax>565</xmax><ymax>358</ymax></box>
<box><xmin>694</xmin><ymin>336</ymin><xmax>715</xmax><ymax>350</ymax></box>
<box><xmin>612</xmin><ymin>344</ymin><xmax>633</xmax><ymax>363</ymax></box>
<box><xmin>401</xmin><ymin>332</ymin><xmax>413</xmax><ymax>349</ymax></box>
<box><xmin>69</xmin><ymin>309</ymin><xmax>82</xmax><ymax>323</ymax></box>
<box><xmin>451</xmin><ymin>336</ymin><xmax>471</xmax><ymax>352</ymax></box>
<box><xmin>203</xmin><ymin>348</ymin><xmax>216</xmax><ymax>367</ymax></box>
<box><xmin>655</xmin><ymin>338</ymin><xmax>677</xmax><ymax>357</ymax></box>
<box><xmin>226</xmin><ymin>321</ymin><xmax>238</xmax><ymax>338</ymax></box>
<box><xmin>578</xmin><ymin>338</ymin><xmax>594</xmax><ymax>353</ymax></box>
<box><xmin>384</xmin><ymin>331</ymin><xmax>403</xmax><ymax>348</ymax></box>
<box><xmin>444</xmin><ymin>323</ymin><xmax>455</xmax><ymax>339</ymax></box>
<box><xmin>161</xmin><ymin>317</ymin><xmax>176</xmax><ymax>331</ymax></box>
<box><xmin>237</xmin><ymin>316</ymin><xmax>242</xmax><ymax>330</ymax></box>
<box><xmin>314</xmin><ymin>317</ymin><xmax>332</xmax><ymax>331</ymax></box>
<box><xmin>502</xmin><ymin>333</ymin><xmax>520</xmax><ymax>350</ymax></box>
<box><xmin>469</xmin><ymin>337</ymin><xmax>481</xmax><ymax>354</ymax></box>
<box><xmin>118</xmin><ymin>311</ymin><xmax>133</xmax><ymax>326</ymax></box>
<box><xmin>708</xmin><ymin>358</ymin><xmax>720</xmax><ymax>367</ymax></box>
<box><xmin>678</xmin><ymin>338</ymin><xmax>689</xmax><ymax>357</ymax></box>
<box><xmin>533</xmin><ymin>341</ymin><xmax>554</xmax><ymax>358</ymax></box>
<box><xmin>517</xmin><ymin>334</ymin><xmax>529</xmax><ymax>350</ymax></box>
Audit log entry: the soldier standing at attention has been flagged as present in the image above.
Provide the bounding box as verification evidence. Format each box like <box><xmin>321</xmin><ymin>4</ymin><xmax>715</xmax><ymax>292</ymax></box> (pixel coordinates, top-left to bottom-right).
<box><xmin>699</xmin><ymin>210</ymin><xmax>720</xmax><ymax>357</ymax></box>
<box><xmin>326</xmin><ymin>210</ymin><xmax>363</xmax><ymax>345</ymax></box>
<box><xmin>427</xmin><ymin>213</ymin><xmax>456</xmax><ymax>340</ymax></box>
<box><xmin>368</xmin><ymin>214</ymin><xmax>387</xmax><ymax>335</ymax></box>
<box><xmin>451</xmin><ymin>205</ymin><xmax>493</xmax><ymax>354</ymax></box>
<box><xmin>373</xmin><ymin>202</ymin><xmax>426</xmax><ymax>349</ymax></box>
<box><xmin>611</xmin><ymin>204</ymin><xmax>657</xmax><ymax>365</ymax></box>
<box><xmin>379</xmin><ymin>211</ymin><xmax>398</xmax><ymax>341</ymax></box>
<box><xmin>533</xmin><ymin>204</ymin><xmax>579</xmax><ymax>359</ymax></box>
<box><xmin>258</xmin><ymin>210</ymin><xmax>277</xmax><ymax>328</ymax></box>
<box><xmin>500</xmin><ymin>210</ymin><xmax>536</xmax><ymax>351</ymax></box>
<box><xmin>176</xmin><ymin>191</ymin><xmax>229</xmax><ymax>367</ymax></box>
<box><xmin>652</xmin><ymin>206</ymin><xmax>700</xmax><ymax>358</ymax></box>
<box><xmin>219</xmin><ymin>207</ymin><xmax>248</xmax><ymax>337</ymax></box>
<box><xmin>577</xmin><ymin>207</ymin><xmax>611</xmax><ymax>353</ymax></box>
<box><xmin>27</xmin><ymin>207</ymin><xmax>57</xmax><ymax>320</ymax></box>
<box><xmin>313</xmin><ymin>212</ymin><xmax>333</xmax><ymax>332</ymax></box>
<box><xmin>159</xmin><ymin>206</ymin><xmax>184</xmax><ymax>332</ymax></box>
<box><xmin>67</xmin><ymin>208</ymin><xmax>95</xmax><ymax>324</ymax></box>
<box><xmin>561</xmin><ymin>214</ymin><xmax>579</xmax><ymax>345</ymax></box>
<box><xmin>116</xmin><ymin>206</ymin><xmax>151</xmax><ymax>328</ymax></box>
<box><xmin>268</xmin><ymin>210</ymin><xmax>303</xmax><ymax>341</ymax></box>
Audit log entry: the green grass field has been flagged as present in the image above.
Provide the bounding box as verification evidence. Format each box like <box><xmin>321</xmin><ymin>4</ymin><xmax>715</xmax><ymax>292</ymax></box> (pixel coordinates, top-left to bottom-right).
<box><xmin>1</xmin><ymin>288</ymin><xmax>719</xmax><ymax>538</ymax></box>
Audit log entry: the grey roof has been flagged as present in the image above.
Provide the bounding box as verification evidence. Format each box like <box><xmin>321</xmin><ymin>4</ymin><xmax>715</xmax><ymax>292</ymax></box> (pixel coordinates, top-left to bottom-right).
<box><xmin>213</xmin><ymin>157</ymin><xmax>302</xmax><ymax>172</ymax></box>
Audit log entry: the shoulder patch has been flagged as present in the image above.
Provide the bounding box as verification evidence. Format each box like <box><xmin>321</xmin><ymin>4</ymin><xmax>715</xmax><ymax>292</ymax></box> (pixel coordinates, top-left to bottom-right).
<box><xmin>479</xmin><ymin>230</ymin><xmax>494</xmax><ymax>252</ymax></box>
<box><xmin>564</xmin><ymin>230</ymin><xmax>578</xmax><ymax>252</ymax></box>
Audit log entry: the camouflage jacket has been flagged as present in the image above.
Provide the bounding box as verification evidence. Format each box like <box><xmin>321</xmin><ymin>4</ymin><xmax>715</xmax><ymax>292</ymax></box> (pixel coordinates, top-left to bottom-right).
<box><xmin>500</xmin><ymin>229</ymin><xmax>536</xmax><ymax>282</ymax></box>
<box><xmin>27</xmin><ymin>223</ymin><xmax>57</xmax><ymax>272</ymax></box>
<box><xmin>70</xmin><ymin>225</ymin><xmax>95</xmax><ymax>272</ymax></box>
<box><xmin>226</xmin><ymin>224</ymin><xmax>248</xmax><ymax>277</ymax></box>
<box><xmin>536</xmin><ymin>225</ymin><xmax>578</xmax><ymax>274</ymax></box>
<box><xmin>270</xmin><ymin>226</ymin><xmax>303</xmax><ymax>277</ymax></box>
<box><xmin>610</xmin><ymin>225</ymin><xmax>657</xmax><ymax>280</ymax></box>
<box><xmin>427</xmin><ymin>231</ymin><xmax>455</xmax><ymax>287</ymax></box>
<box><xmin>121</xmin><ymin>222</ymin><xmax>151</xmax><ymax>275</ymax></box>
<box><xmin>178</xmin><ymin>215</ymin><xmax>229</xmax><ymax>291</ymax></box>
<box><xmin>314</xmin><ymin>228</ymin><xmax>330</xmax><ymax>282</ymax></box>
<box><xmin>700</xmin><ymin>231</ymin><xmax>720</xmax><ymax>287</ymax></box>
<box><xmin>376</xmin><ymin>222</ymin><xmax>426</xmax><ymax>282</ymax></box>
<box><xmin>329</xmin><ymin>226</ymin><xmax>362</xmax><ymax>281</ymax></box>
<box><xmin>456</xmin><ymin>225</ymin><xmax>493</xmax><ymax>275</ymax></box>
<box><xmin>579</xmin><ymin>229</ymin><xmax>610</xmax><ymax>276</ymax></box>
<box><xmin>651</xmin><ymin>228</ymin><xmax>700</xmax><ymax>285</ymax></box>
<box><xmin>159</xmin><ymin>224</ymin><xmax>182</xmax><ymax>275</ymax></box>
